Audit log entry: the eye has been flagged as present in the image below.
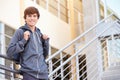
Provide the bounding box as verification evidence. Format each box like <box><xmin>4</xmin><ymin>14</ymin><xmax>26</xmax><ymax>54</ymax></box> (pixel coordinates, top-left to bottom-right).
<box><xmin>33</xmin><ymin>14</ymin><xmax>37</xmax><ymax>17</ymax></box>
<box><xmin>27</xmin><ymin>14</ymin><xmax>32</xmax><ymax>17</ymax></box>
<box><xmin>26</xmin><ymin>14</ymin><xmax>38</xmax><ymax>18</ymax></box>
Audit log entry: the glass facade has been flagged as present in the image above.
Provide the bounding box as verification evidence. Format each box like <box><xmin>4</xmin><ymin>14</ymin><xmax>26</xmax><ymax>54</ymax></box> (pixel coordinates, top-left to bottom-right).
<box><xmin>107</xmin><ymin>37</ymin><xmax>120</xmax><ymax>66</ymax></box>
<box><xmin>100</xmin><ymin>34</ymin><xmax>120</xmax><ymax>70</ymax></box>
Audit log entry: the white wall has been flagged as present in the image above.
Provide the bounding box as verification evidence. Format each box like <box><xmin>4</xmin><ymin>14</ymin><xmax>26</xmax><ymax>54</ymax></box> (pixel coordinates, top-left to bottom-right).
<box><xmin>0</xmin><ymin>0</ymin><xmax>21</xmax><ymax>29</ymax></box>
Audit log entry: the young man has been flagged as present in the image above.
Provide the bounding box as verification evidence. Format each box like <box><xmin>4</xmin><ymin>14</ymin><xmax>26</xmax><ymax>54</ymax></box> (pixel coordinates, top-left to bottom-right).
<box><xmin>7</xmin><ymin>6</ymin><xmax>49</xmax><ymax>80</ymax></box>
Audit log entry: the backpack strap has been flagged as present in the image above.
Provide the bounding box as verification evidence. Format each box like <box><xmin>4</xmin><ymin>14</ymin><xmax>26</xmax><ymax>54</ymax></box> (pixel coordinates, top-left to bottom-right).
<box><xmin>37</xmin><ymin>29</ymin><xmax>49</xmax><ymax>58</ymax></box>
<box><xmin>19</xmin><ymin>27</ymin><xmax>30</xmax><ymax>47</ymax></box>
<box><xmin>14</xmin><ymin>27</ymin><xmax>30</xmax><ymax>64</ymax></box>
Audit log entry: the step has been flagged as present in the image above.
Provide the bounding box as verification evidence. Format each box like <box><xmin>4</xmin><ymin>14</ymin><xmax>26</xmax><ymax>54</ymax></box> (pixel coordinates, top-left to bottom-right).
<box><xmin>103</xmin><ymin>69</ymin><xmax>120</xmax><ymax>75</ymax></box>
<box><xmin>102</xmin><ymin>70</ymin><xmax>120</xmax><ymax>80</ymax></box>
<box><xmin>108</xmin><ymin>65</ymin><xmax>120</xmax><ymax>70</ymax></box>
<box><xmin>102</xmin><ymin>74</ymin><xmax>120</xmax><ymax>80</ymax></box>
<box><xmin>102</xmin><ymin>66</ymin><xmax>120</xmax><ymax>80</ymax></box>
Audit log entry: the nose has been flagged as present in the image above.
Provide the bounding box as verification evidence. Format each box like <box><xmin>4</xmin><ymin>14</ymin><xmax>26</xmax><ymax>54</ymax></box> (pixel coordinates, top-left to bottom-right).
<box><xmin>31</xmin><ymin>16</ymin><xmax>35</xmax><ymax>19</ymax></box>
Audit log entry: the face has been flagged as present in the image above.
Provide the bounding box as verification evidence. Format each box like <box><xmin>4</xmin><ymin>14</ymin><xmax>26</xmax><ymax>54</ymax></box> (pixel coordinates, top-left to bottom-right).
<box><xmin>25</xmin><ymin>13</ymin><xmax>38</xmax><ymax>27</ymax></box>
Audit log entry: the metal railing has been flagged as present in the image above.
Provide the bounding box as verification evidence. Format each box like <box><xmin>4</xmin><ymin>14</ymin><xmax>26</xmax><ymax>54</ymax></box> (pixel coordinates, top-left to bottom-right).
<box><xmin>46</xmin><ymin>13</ymin><xmax>120</xmax><ymax>80</ymax></box>
<box><xmin>100</xmin><ymin>22</ymin><xmax>120</xmax><ymax>68</ymax></box>
<box><xmin>0</xmin><ymin>54</ymin><xmax>21</xmax><ymax>80</ymax></box>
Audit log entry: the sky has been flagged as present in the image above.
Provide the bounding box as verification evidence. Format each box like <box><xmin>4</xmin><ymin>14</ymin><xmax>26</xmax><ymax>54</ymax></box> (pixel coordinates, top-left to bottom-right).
<box><xmin>105</xmin><ymin>0</ymin><xmax>120</xmax><ymax>17</ymax></box>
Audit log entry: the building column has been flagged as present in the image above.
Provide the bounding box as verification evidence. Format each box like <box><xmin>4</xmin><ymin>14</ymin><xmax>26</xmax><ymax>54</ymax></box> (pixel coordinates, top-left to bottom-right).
<box><xmin>82</xmin><ymin>0</ymin><xmax>98</xmax><ymax>79</ymax></box>
<box><xmin>68</xmin><ymin>0</ymin><xmax>77</xmax><ymax>80</ymax></box>
<box><xmin>20</xmin><ymin>0</ymin><xmax>25</xmax><ymax>25</ymax></box>
<box><xmin>68</xmin><ymin>0</ymin><xmax>76</xmax><ymax>39</ymax></box>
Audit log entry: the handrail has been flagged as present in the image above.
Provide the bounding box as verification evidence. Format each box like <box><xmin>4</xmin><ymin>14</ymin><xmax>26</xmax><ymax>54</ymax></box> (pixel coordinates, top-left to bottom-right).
<box><xmin>46</xmin><ymin>13</ymin><xmax>114</xmax><ymax>62</ymax></box>
<box><xmin>0</xmin><ymin>54</ymin><xmax>18</xmax><ymax>63</ymax></box>
<box><xmin>113</xmin><ymin>14</ymin><xmax>120</xmax><ymax>21</ymax></box>
<box><xmin>0</xmin><ymin>64</ymin><xmax>19</xmax><ymax>74</ymax></box>
<box><xmin>48</xmin><ymin>20</ymin><xmax>118</xmax><ymax>77</ymax></box>
<box><xmin>0</xmin><ymin>54</ymin><xmax>13</xmax><ymax>61</ymax></box>
<box><xmin>0</xmin><ymin>54</ymin><xmax>20</xmax><ymax>74</ymax></box>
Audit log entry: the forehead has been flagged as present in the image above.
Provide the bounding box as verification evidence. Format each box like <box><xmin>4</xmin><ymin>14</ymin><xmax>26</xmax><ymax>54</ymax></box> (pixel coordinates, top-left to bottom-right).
<box><xmin>27</xmin><ymin>13</ymin><xmax>37</xmax><ymax>15</ymax></box>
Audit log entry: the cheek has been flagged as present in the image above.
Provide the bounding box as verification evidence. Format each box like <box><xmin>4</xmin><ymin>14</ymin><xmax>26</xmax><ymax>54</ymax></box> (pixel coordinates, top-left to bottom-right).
<box><xmin>34</xmin><ymin>19</ymin><xmax>38</xmax><ymax>22</ymax></box>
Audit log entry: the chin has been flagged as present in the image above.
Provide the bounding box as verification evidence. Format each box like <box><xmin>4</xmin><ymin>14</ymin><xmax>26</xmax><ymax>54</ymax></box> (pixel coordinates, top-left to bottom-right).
<box><xmin>28</xmin><ymin>24</ymin><xmax>35</xmax><ymax>27</ymax></box>
<box><xmin>30</xmin><ymin>23</ymin><xmax>35</xmax><ymax>26</ymax></box>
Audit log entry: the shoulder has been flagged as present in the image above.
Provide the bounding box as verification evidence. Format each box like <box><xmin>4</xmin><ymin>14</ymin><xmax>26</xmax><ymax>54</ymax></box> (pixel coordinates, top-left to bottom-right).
<box><xmin>36</xmin><ymin>27</ymin><xmax>41</xmax><ymax>31</ymax></box>
<box><xmin>15</xmin><ymin>28</ymin><xmax>24</xmax><ymax>35</ymax></box>
<box><xmin>13</xmin><ymin>28</ymin><xmax>24</xmax><ymax>39</ymax></box>
<box><xmin>36</xmin><ymin>27</ymin><xmax>42</xmax><ymax>34</ymax></box>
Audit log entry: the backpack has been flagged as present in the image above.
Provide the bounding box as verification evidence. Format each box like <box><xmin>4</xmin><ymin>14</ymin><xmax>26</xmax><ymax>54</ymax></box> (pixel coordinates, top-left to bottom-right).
<box><xmin>11</xmin><ymin>27</ymin><xmax>29</xmax><ymax>64</ymax></box>
<box><xmin>9</xmin><ymin>27</ymin><xmax>49</xmax><ymax>64</ymax></box>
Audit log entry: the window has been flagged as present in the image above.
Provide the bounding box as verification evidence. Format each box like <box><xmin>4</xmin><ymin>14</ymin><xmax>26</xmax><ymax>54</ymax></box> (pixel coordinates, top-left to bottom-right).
<box><xmin>34</xmin><ymin>0</ymin><xmax>69</xmax><ymax>23</ymax></box>
<box><xmin>99</xmin><ymin>34</ymin><xmax>120</xmax><ymax>70</ymax></box>
<box><xmin>0</xmin><ymin>22</ymin><xmax>16</xmax><ymax>79</ymax></box>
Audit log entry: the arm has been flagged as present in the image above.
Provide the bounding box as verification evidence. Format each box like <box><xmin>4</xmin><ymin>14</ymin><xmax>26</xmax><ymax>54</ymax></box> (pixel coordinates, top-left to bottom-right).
<box><xmin>7</xmin><ymin>29</ymin><xmax>27</xmax><ymax>58</ymax></box>
<box><xmin>41</xmin><ymin>34</ymin><xmax>49</xmax><ymax>59</ymax></box>
<box><xmin>43</xmin><ymin>39</ymin><xmax>49</xmax><ymax>58</ymax></box>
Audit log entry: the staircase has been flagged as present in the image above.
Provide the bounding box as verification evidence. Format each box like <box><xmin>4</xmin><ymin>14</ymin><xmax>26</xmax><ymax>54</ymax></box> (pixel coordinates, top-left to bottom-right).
<box><xmin>45</xmin><ymin>13</ymin><xmax>120</xmax><ymax>80</ymax></box>
<box><xmin>101</xmin><ymin>20</ymin><xmax>120</xmax><ymax>80</ymax></box>
<box><xmin>0</xmin><ymin>13</ymin><xmax>120</xmax><ymax>80</ymax></box>
<box><xmin>102</xmin><ymin>66</ymin><xmax>120</xmax><ymax>80</ymax></box>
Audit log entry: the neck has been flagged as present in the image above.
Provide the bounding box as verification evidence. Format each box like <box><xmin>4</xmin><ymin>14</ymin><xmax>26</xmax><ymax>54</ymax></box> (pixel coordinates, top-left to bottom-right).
<box><xmin>28</xmin><ymin>25</ymin><xmax>36</xmax><ymax>32</ymax></box>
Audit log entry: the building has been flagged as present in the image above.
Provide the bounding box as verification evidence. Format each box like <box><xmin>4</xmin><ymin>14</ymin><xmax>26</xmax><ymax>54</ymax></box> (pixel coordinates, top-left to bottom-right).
<box><xmin>0</xmin><ymin>0</ymin><xmax>120</xmax><ymax>80</ymax></box>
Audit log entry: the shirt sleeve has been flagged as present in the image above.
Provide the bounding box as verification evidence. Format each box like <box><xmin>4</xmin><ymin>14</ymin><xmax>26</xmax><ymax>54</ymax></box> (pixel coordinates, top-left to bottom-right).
<box><xmin>6</xmin><ymin>29</ymin><xmax>27</xmax><ymax>57</ymax></box>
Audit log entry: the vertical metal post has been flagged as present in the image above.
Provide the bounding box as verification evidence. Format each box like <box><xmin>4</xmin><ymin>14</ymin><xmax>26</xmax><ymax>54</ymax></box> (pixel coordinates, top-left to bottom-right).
<box><xmin>1</xmin><ymin>23</ymin><xmax>5</xmax><ymax>55</ymax></box>
<box><xmin>76</xmin><ymin>55</ymin><xmax>79</xmax><ymax>80</ymax></box>
<box><xmin>75</xmin><ymin>44</ymin><xmax>79</xmax><ymax>80</ymax></box>
<box><xmin>96</xmin><ymin>0</ymin><xmax>101</xmax><ymax>23</ymax></box>
<box><xmin>103</xmin><ymin>0</ymin><xmax>107</xmax><ymax>18</ymax></box>
<box><xmin>106</xmin><ymin>38</ymin><xmax>110</xmax><ymax>67</ymax></box>
<box><xmin>111</xmin><ymin>34</ymin><xmax>115</xmax><ymax>66</ymax></box>
<box><xmin>0</xmin><ymin>23</ymin><xmax>5</xmax><ymax>78</ymax></box>
<box><xmin>48</xmin><ymin>46</ymin><xmax>53</xmax><ymax>80</ymax></box>
<box><xmin>60</xmin><ymin>52</ymin><xmax>63</xmax><ymax>80</ymax></box>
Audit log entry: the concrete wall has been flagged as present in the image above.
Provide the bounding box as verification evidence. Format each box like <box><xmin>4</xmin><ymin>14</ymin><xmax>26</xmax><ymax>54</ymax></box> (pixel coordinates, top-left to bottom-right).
<box><xmin>0</xmin><ymin>0</ymin><xmax>21</xmax><ymax>29</ymax></box>
<box><xmin>82</xmin><ymin>0</ymin><xmax>99</xmax><ymax>79</ymax></box>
